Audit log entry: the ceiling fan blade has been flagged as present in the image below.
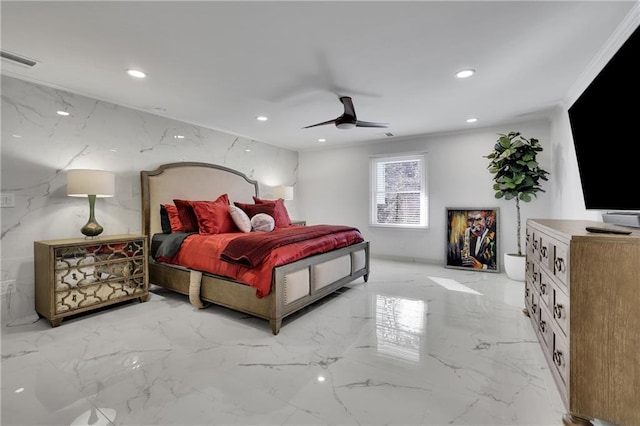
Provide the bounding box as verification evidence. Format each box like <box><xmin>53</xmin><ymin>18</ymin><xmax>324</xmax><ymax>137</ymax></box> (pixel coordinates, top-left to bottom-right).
<box><xmin>355</xmin><ymin>120</ymin><xmax>389</xmax><ymax>128</ymax></box>
<box><xmin>303</xmin><ymin>96</ymin><xmax>388</xmax><ymax>130</ymax></box>
<box><xmin>340</xmin><ymin>96</ymin><xmax>356</xmax><ymax>118</ymax></box>
<box><xmin>302</xmin><ymin>118</ymin><xmax>337</xmax><ymax>129</ymax></box>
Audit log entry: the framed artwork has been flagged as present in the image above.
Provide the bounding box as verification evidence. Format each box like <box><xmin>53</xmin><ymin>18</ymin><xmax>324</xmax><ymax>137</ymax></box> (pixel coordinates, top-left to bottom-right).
<box><xmin>446</xmin><ymin>207</ymin><xmax>499</xmax><ymax>272</ymax></box>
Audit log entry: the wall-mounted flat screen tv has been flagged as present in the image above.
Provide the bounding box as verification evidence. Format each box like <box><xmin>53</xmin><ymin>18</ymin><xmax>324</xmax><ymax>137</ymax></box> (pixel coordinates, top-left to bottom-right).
<box><xmin>568</xmin><ymin>24</ymin><xmax>640</xmax><ymax>211</ymax></box>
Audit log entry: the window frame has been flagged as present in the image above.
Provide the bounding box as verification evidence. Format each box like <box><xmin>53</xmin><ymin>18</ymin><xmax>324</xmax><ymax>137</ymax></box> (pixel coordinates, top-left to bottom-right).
<box><xmin>369</xmin><ymin>152</ymin><xmax>428</xmax><ymax>229</ymax></box>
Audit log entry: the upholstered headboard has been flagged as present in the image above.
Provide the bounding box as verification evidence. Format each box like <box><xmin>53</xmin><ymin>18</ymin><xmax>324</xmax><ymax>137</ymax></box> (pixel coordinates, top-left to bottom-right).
<box><xmin>140</xmin><ymin>162</ymin><xmax>259</xmax><ymax>236</ymax></box>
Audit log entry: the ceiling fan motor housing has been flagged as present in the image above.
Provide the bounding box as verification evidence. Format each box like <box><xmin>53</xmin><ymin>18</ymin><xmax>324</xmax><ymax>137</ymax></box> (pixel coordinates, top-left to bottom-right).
<box><xmin>335</xmin><ymin>116</ymin><xmax>356</xmax><ymax>129</ymax></box>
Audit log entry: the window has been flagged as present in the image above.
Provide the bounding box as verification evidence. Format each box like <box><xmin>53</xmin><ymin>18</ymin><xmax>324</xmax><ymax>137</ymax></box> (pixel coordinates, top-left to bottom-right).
<box><xmin>370</xmin><ymin>153</ymin><xmax>428</xmax><ymax>228</ymax></box>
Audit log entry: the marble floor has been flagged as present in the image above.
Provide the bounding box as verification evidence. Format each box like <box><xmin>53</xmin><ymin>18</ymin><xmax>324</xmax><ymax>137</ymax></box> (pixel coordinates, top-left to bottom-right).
<box><xmin>1</xmin><ymin>258</ymin><xmax>570</xmax><ymax>426</ymax></box>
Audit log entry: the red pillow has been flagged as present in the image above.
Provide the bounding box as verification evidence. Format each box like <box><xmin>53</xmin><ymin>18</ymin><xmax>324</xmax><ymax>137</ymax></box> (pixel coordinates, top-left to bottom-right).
<box><xmin>173</xmin><ymin>199</ymin><xmax>200</xmax><ymax>232</ymax></box>
<box><xmin>253</xmin><ymin>196</ymin><xmax>292</xmax><ymax>228</ymax></box>
<box><xmin>189</xmin><ymin>194</ymin><xmax>237</xmax><ymax>234</ymax></box>
<box><xmin>234</xmin><ymin>201</ymin><xmax>276</xmax><ymax>219</ymax></box>
<box><xmin>163</xmin><ymin>204</ymin><xmax>183</xmax><ymax>233</ymax></box>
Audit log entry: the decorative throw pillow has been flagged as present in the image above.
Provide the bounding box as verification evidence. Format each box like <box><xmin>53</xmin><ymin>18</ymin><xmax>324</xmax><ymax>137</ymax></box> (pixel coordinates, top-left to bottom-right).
<box><xmin>189</xmin><ymin>194</ymin><xmax>237</xmax><ymax>234</ymax></box>
<box><xmin>251</xmin><ymin>213</ymin><xmax>275</xmax><ymax>232</ymax></box>
<box><xmin>160</xmin><ymin>204</ymin><xmax>172</xmax><ymax>234</ymax></box>
<box><xmin>253</xmin><ymin>196</ymin><xmax>292</xmax><ymax>228</ymax></box>
<box><xmin>234</xmin><ymin>201</ymin><xmax>277</xmax><ymax>219</ymax></box>
<box><xmin>229</xmin><ymin>205</ymin><xmax>251</xmax><ymax>233</ymax></box>
<box><xmin>162</xmin><ymin>204</ymin><xmax>183</xmax><ymax>233</ymax></box>
<box><xmin>173</xmin><ymin>199</ymin><xmax>200</xmax><ymax>233</ymax></box>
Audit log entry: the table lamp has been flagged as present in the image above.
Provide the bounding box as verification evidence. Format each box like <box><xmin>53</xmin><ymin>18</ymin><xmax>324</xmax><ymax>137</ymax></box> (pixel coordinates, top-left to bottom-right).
<box><xmin>274</xmin><ymin>185</ymin><xmax>294</xmax><ymax>201</ymax></box>
<box><xmin>67</xmin><ymin>169</ymin><xmax>115</xmax><ymax>237</ymax></box>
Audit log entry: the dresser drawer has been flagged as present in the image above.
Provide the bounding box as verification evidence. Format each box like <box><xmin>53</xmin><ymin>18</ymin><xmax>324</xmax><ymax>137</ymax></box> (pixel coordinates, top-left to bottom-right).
<box><xmin>551</xmin><ymin>329</ymin><xmax>569</xmax><ymax>388</ymax></box>
<box><xmin>550</xmin><ymin>280</ymin><xmax>569</xmax><ymax>337</ymax></box>
<box><xmin>526</xmin><ymin>284</ymin><xmax>539</xmax><ymax>318</ymax></box>
<box><xmin>538</xmin><ymin>235</ymin><xmax>569</xmax><ymax>288</ymax></box>
<box><xmin>526</xmin><ymin>227</ymin><xmax>539</xmax><ymax>259</ymax></box>
<box><xmin>55</xmin><ymin>278</ymin><xmax>146</xmax><ymax>314</ymax></box>
<box><xmin>526</xmin><ymin>259</ymin><xmax>539</xmax><ymax>291</ymax></box>
<box><xmin>538</xmin><ymin>268</ymin><xmax>552</xmax><ymax>309</ymax></box>
<box><xmin>551</xmin><ymin>241</ymin><xmax>569</xmax><ymax>287</ymax></box>
<box><xmin>524</xmin><ymin>277</ymin><xmax>534</xmax><ymax>301</ymax></box>
<box><xmin>538</xmin><ymin>303</ymin><xmax>553</xmax><ymax>348</ymax></box>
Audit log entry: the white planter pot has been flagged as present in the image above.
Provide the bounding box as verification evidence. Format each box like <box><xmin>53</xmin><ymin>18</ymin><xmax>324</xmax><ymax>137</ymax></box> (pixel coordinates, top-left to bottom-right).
<box><xmin>504</xmin><ymin>253</ymin><xmax>526</xmax><ymax>282</ymax></box>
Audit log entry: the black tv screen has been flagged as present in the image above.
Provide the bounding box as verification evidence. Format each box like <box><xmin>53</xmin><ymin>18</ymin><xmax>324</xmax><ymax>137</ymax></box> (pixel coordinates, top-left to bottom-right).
<box><xmin>568</xmin><ymin>24</ymin><xmax>640</xmax><ymax>210</ymax></box>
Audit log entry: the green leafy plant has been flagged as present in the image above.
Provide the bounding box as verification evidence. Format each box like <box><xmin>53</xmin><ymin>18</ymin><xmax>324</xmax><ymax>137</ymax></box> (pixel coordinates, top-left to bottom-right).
<box><xmin>486</xmin><ymin>131</ymin><xmax>550</xmax><ymax>256</ymax></box>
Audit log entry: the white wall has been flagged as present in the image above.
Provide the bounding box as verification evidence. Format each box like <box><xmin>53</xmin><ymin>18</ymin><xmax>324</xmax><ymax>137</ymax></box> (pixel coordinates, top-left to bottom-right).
<box><xmin>0</xmin><ymin>76</ymin><xmax>299</xmax><ymax>326</ymax></box>
<box><xmin>548</xmin><ymin>107</ymin><xmax>601</xmax><ymax>221</ymax></box>
<box><xmin>299</xmin><ymin>120</ymin><xmax>554</xmax><ymax>264</ymax></box>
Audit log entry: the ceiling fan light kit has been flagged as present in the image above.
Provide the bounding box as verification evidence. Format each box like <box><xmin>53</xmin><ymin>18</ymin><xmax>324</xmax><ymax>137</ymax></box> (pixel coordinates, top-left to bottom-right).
<box><xmin>303</xmin><ymin>96</ymin><xmax>388</xmax><ymax>130</ymax></box>
<box><xmin>336</xmin><ymin>122</ymin><xmax>356</xmax><ymax>130</ymax></box>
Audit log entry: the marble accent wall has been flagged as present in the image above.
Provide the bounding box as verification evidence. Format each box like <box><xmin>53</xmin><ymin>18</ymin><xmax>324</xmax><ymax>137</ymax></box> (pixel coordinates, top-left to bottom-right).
<box><xmin>0</xmin><ymin>76</ymin><xmax>298</xmax><ymax>326</ymax></box>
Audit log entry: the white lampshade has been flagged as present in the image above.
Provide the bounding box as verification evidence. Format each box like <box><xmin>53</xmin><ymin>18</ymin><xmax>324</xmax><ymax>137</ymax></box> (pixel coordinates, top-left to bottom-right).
<box><xmin>274</xmin><ymin>185</ymin><xmax>294</xmax><ymax>201</ymax></box>
<box><xmin>283</xmin><ymin>186</ymin><xmax>294</xmax><ymax>200</ymax></box>
<box><xmin>67</xmin><ymin>169</ymin><xmax>115</xmax><ymax>197</ymax></box>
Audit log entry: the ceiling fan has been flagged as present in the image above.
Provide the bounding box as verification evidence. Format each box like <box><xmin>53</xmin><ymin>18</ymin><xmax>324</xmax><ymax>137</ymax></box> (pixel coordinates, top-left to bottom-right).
<box><xmin>303</xmin><ymin>96</ymin><xmax>389</xmax><ymax>130</ymax></box>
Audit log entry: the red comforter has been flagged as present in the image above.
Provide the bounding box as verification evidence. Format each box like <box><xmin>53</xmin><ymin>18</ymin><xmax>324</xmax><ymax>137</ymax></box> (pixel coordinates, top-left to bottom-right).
<box><xmin>157</xmin><ymin>225</ymin><xmax>364</xmax><ymax>298</ymax></box>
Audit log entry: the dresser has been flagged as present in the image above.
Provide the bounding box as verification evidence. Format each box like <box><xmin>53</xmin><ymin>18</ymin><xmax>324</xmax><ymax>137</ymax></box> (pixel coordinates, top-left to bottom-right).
<box><xmin>35</xmin><ymin>234</ymin><xmax>149</xmax><ymax>326</ymax></box>
<box><xmin>524</xmin><ymin>219</ymin><xmax>640</xmax><ymax>426</ymax></box>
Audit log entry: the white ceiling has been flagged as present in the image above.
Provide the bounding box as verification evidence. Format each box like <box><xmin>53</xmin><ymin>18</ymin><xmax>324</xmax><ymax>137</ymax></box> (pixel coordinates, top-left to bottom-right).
<box><xmin>1</xmin><ymin>1</ymin><xmax>637</xmax><ymax>151</ymax></box>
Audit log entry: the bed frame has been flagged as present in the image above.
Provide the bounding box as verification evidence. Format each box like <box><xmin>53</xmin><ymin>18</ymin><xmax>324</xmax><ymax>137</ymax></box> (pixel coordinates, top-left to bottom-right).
<box><xmin>140</xmin><ymin>162</ymin><xmax>369</xmax><ymax>334</ymax></box>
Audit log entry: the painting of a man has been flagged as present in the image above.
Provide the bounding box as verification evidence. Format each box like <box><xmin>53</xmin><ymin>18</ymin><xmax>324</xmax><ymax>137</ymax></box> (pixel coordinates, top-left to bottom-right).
<box><xmin>446</xmin><ymin>208</ymin><xmax>498</xmax><ymax>271</ymax></box>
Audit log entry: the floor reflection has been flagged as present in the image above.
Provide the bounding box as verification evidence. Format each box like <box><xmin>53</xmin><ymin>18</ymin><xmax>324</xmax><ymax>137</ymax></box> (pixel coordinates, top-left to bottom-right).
<box><xmin>375</xmin><ymin>294</ymin><xmax>426</xmax><ymax>363</ymax></box>
<box><xmin>429</xmin><ymin>276</ymin><xmax>483</xmax><ymax>295</ymax></box>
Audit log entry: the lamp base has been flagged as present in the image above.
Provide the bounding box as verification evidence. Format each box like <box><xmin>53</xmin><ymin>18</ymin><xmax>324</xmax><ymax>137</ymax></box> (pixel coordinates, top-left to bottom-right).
<box><xmin>81</xmin><ymin>194</ymin><xmax>104</xmax><ymax>237</ymax></box>
<box><xmin>81</xmin><ymin>220</ymin><xmax>104</xmax><ymax>238</ymax></box>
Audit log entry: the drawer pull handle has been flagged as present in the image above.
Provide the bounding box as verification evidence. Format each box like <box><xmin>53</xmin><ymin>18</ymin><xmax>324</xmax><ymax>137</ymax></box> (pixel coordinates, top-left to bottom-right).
<box><xmin>540</xmin><ymin>282</ymin><xmax>546</xmax><ymax>294</ymax></box>
<box><xmin>555</xmin><ymin>257</ymin><xmax>566</xmax><ymax>273</ymax></box>
<box><xmin>541</xmin><ymin>246</ymin><xmax>548</xmax><ymax>258</ymax></box>
<box><xmin>554</xmin><ymin>304</ymin><xmax>564</xmax><ymax>319</ymax></box>
<box><xmin>525</xmin><ymin>287</ymin><xmax>530</xmax><ymax>297</ymax></box>
<box><xmin>539</xmin><ymin>320</ymin><xmax>546</xmax><ymax>333</ymax></box>
<box><xmin>532</xmin><ymin>303</ymin><xmax>537</xmax><ymax>314</ymax></box>
<box><xmin>553</xmin><ymin>350</ymin><xmax>564</xmax><ymax>367</ymax></box>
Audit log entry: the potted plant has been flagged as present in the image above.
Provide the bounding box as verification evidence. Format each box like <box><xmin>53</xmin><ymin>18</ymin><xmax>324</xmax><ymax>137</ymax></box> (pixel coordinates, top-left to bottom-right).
<box><xmin>485</xmin><ymin>131</ymin><xmax>549</xmax><ymax>281</ymax></box>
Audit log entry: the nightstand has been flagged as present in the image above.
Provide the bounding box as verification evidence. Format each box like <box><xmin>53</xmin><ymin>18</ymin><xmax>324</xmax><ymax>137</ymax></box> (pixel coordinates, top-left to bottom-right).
<box><xmin>34</xmin><ymin>234</ymin><xmax>149</xmax><ymax>327</ymax></box>
<box><xmin>291</xmin><ymin>220</ymin><xmax>306</xmax><ymax>226</ymax></box>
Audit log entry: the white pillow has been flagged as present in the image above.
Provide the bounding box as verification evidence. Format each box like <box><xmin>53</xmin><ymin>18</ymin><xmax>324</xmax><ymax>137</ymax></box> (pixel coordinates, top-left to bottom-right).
<box><xmin>229</xmin><ymin>205</ymin><xmax>251</xmax><ymax>233</ymax></box>
<box><xmin>251</xmin><ymin>213</ymin><xmax>275</xmax><ymax>232</ymax></box>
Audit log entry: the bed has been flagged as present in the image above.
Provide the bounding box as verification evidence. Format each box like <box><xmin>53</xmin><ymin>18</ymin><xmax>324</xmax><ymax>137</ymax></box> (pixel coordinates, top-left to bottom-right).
<box><xmin>140</xmin><ymin>162</ymin><xmax>370</xmax><ymax>334</ymax></box>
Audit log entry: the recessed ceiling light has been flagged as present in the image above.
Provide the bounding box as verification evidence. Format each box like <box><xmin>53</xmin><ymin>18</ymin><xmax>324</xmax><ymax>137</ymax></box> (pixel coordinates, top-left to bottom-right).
<box><xmin>318</xmin><ymin>138</ymin><xmax>326</xmax><ymax>142</ymax></box>
<box><xmin>466</xmin><ymin>117</ymin><xmax>478</xmax><ymax>123</ymax></box>
<box><xmin>56</xmin><ymin>110</ymin><xmax>70</xmax><ymax>116</ymax></box>
<box><xmin>456</xmin><ymin>69</ymin><xmax>475</xmax><ymax>79</ymax></box>
<box><xmin>256</xmin><ymin>116</ymin><xmax>268</xmax><ymax>121</ymax></box>
<box><xmin>174</xmin><ymin>135</ymin><xmax>185</xmax><ymax>139</ymax></box>
<box><xmin>127</xmin><ymin>69</ymin><xmax>146</xmax><ymax>78</ymax></box>
<box><xmin>245</xmin><ymin>148</ymin><xmax>251</xmax><ymax>152</ymax></box>
<box><xmin>11</xmin><ymin>134</ymin><xmax>22</xmax><ymax>138</ymax></box>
